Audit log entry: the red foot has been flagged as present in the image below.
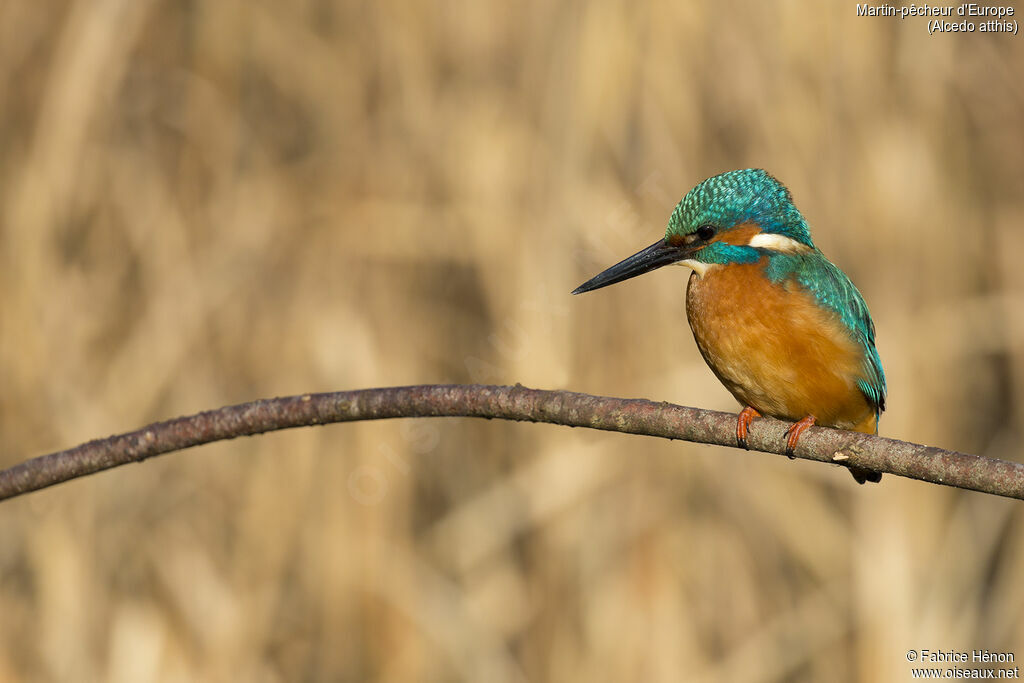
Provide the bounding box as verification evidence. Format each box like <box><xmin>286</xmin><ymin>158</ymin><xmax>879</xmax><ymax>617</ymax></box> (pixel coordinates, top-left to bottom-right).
<box><xmin>784</xmin><ymin>415</ymin><xmax>817</xmax><ymax>458</ymax></box>
<box><xmin>736</xmin><ymin>406</ymin><xmax>761</xmax><ymax>449</ymax></box>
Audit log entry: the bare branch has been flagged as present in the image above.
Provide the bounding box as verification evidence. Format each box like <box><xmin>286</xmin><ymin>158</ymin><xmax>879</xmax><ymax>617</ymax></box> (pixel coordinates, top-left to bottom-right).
<box><xmin>1</xmin><ymin>384</ymin><xmax>1021</xmax><ymax>501</ymax></box>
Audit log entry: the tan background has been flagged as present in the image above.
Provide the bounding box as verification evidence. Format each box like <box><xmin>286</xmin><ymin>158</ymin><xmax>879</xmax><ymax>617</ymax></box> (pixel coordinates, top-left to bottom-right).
<box><xmin>1</xmin><ymin>1</ymin><xmax>1023</xmax><ymax>681</ymax></box>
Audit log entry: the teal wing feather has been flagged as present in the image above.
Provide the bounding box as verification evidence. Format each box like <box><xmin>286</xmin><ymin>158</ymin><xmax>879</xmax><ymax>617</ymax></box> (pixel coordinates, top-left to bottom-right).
<box><xmin>766</xmin><ymin>251</ymin><xmax>887</xmax><ymax>416</ymax></box>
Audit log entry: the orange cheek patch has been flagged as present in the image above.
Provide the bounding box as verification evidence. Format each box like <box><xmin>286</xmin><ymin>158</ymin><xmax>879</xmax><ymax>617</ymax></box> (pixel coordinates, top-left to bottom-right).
<box><xmin>713</xmin><ymin>223</ymin><xmax>762</xmax><ymax>246</ymax></box>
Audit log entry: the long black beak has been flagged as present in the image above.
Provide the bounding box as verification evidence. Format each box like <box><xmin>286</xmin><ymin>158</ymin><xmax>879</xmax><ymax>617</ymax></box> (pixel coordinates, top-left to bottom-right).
<box><xmin>572</xmin><ymin>239</ymin><xmax>688</xmax><ymax>294</ymax></box>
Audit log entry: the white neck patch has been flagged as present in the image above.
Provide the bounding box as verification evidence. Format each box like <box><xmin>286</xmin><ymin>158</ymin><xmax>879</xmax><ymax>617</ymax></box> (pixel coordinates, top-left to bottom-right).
<box><xmin>747</xmin><ymin>232</ymin><xmax>811</xmax><ymax>253</ymax></box>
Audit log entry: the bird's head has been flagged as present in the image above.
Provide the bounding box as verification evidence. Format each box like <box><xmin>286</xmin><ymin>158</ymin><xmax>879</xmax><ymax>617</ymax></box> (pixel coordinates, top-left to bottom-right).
<box><xmin>573</xmin><ymin>169</ymin><xmax>815</xmax><ymax>293</ymax></box>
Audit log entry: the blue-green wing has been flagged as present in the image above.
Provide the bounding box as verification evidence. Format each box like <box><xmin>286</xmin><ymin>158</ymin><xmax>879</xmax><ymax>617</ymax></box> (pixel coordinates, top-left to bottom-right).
<box><xmin>767</xmin><ymin>251</ymin><xmax>887</xmax><ymax>415</ymax></box>
<box><xmin>798</xmin><ymin>254</ymin><xmax>886</xmax><ymax>414</ymax></box>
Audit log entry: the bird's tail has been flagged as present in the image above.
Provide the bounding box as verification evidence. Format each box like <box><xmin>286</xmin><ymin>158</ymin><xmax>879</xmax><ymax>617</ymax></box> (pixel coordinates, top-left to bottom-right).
<box><xmin>848</xmin><ymin>466</ymin><xmax>882</xmax><ymax>484</ymax></box>
<box><xmin>848</xmin><ymin>413</ymin><xmax>882</xmax><ymax>484</ymax></box>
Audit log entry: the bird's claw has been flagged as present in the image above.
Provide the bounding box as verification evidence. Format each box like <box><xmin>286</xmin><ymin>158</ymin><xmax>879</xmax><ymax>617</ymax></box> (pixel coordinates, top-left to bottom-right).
<box><xmin>736</xmin><ymin>407</ymin><xmax>761</xmax><ymax>450</ymax></box>
<box><xmin>784</xmin><ymin>415</ymin><xmax>817</xmax><ymax>459</ymax></box>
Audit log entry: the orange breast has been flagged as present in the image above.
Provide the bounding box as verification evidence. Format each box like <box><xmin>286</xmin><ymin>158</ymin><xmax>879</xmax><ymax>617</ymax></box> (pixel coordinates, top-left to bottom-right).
<box><xmin>685</xmin><ymin>262</ymin><xmax>877</xmax><ymax>433</ymax></box>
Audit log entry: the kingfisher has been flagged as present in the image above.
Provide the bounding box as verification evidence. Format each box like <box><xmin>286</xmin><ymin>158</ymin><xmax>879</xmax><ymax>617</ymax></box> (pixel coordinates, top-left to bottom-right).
<box><xmin>573</xmin><ymin>169</ymin><xmax>886</xmax><ymax>484</ymax></box>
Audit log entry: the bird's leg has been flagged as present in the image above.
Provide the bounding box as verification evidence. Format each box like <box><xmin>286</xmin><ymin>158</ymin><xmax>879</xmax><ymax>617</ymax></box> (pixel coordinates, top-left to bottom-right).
<box><xmin>736</xmin><ymin>406</ymin><xmax>761</xmax><ymax>450</ymax></box>
<box><xmin>783</xmin><ymin>415</ymin><xmax>817</xmax><ymax>458</ymax></box>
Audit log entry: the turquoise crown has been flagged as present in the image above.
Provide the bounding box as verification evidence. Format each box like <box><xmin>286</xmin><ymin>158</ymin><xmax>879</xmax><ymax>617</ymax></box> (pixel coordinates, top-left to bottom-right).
<box><xmin>666</xmin><ymin>169</ymin><xmax>814</xmax><ymax>247</ymax></box>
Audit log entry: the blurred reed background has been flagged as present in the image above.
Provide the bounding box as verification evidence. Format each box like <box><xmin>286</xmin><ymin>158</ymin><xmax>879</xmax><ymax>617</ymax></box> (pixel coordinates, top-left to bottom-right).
<box><xmin>0</xmin><ymin>1</ymin><xmax>1022</xmax><ymax>681</ymax></box>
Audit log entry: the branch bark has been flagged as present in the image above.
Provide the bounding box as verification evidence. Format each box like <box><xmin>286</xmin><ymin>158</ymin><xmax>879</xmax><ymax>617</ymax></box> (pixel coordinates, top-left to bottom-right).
<box><xmin>1</xmin><ymin>384</ymin><xmax>1022</xmax><ymax>501</ymax></box>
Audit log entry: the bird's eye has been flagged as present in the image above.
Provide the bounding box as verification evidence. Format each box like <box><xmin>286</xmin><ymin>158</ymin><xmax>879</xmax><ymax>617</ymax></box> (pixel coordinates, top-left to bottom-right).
<box><xmin>696</xmin><ymin>225</ymin><xmax>716</xmax><ymax>241</ymax></box>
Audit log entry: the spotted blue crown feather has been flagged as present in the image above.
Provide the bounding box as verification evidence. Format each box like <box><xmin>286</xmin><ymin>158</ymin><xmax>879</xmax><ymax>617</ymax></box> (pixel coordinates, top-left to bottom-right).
<box><xmin>669</xmin><ymin>169</ymin><xmax>886</xmax><ymax>416</ymax></box>
<box><xmin>667</xmin><ymin>169</ymin><xmax>814</xmax><ymax>246</ymax></box>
